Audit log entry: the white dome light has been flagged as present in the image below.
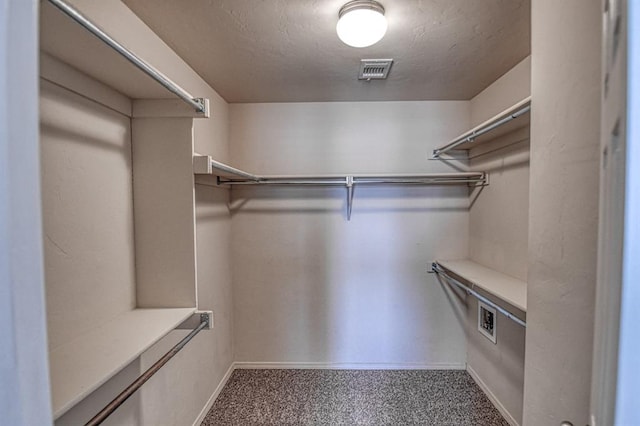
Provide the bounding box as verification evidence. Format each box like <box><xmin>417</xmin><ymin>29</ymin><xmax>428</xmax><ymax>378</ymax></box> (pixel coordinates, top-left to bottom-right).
<box><xmin>336</xmin><ymin>1</ymin><xmax>387</xmax><ymax>48</ymax></box>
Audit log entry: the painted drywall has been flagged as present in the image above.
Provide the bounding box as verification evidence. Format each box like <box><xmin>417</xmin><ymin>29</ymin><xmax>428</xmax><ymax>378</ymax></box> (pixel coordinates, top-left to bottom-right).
<box><xmin>523</xmin><ymin>1</ymin><xmax>601</xmax><ymax>425</ymax></box>
<box><xmin>469</xmin><ymin>55</ymin><xmax>531</xmax><ymax>280</ymax></box>
<box><xmin>465</xmin><ymin>136</ymin><xmax>529</xmax><ymax>425</ymax></box>
<box><xmin>230</xmin><ymin>101</ymin><xmax>471</xmax><ymax>366</ymax></box>
<box><xmin>0</xmin><ymin>1</ymin><xmax>52</xmax><ymax>423</ymax></box>
<box><xmin>470</xmin><ymin>56</ymin><xmax>531</xmax><ymax>127</ymax></box>
<box><xmin>41</xmin><ymin>1</ymin><xmax>233</xmax><ymax>424</ymax></box>
<box><xmin>40</xmin><ymin>78</ymin><xmax>137</xmax><ymax>352</ymax></box>
<box><xmin>468</xmin><ymin>132</ymin><xmax>530</xmax><ymax>282</ymax></box>
<box><xmin>466</xmin><ymin>298</ymin><xmax>526</xmax><ymax>425</ymax></box>
<box><xmin>464</xmin><ymin>57</ymin><xmax>531</xmax><ymax>425</ymax></box>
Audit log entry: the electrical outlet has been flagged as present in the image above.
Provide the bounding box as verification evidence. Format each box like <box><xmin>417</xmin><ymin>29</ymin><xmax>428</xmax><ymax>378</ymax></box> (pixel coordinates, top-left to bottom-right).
<box><xmin>478</xmin><ymin>301</ymin><xmax>497</xmax><ymax>344</ymax></box>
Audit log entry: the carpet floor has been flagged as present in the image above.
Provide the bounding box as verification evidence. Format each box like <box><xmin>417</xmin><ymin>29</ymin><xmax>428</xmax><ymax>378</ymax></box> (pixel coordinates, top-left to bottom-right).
<box><xmin>201</xmin><ymin>369</ymin><xmax>509</xmax><ymax>425</ymax></box>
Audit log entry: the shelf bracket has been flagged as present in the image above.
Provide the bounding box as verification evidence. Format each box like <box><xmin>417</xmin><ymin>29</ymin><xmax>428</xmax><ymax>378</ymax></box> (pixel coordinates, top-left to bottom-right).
<box><xmin>176</xmin><ymin>310</ymin><xmax>213</xmax><ymax>330</ymax></box>
<box><xmin>346</xmin><ymin>176</ymin><xmax>355</xmax><ymax>221</ymax></box>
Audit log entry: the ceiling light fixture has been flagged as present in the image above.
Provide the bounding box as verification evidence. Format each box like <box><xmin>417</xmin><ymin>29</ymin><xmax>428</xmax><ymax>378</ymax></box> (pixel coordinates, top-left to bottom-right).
<box><xmin>336</xmin><ymin>0</ymin><xmax>387</xmax><ymax>48</ymax></box>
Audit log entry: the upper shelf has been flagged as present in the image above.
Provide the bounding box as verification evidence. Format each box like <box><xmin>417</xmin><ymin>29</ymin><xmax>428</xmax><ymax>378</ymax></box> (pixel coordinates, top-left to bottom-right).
<box><xmin>193</xmin><ymin>154</ymin><xmax>488</xmax><ymax>185</ymax></box>
<box><xmin>193</xmin><ymin>155</ymin><xmax>489</xmax><ymax>220</ymax></box>
<box><xmin>432</xmin><ymin>97</ymin><xmax>531</xmax><ymax>159</ymax></box>
<box><xmin>41</xmin><ymin>0</ymin><xmax>208</xmax><ymax>115</ymax></box>
<box><xmin>50</xmin><ymin>307</ymin><xmax>196</xmax><ymax>419</ymax></box>
<box><xmin>434</xmin><ymin>259</ymin><xmax>526</xmax><ymax>322</ymax></box>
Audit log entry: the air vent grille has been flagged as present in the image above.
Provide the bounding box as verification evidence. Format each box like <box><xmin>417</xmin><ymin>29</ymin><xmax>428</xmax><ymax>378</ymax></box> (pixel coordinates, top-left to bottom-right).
<box><xmin>359</xmin><ymin>59</ymin><xmax>393</xmax><ymax>80</ymax></box>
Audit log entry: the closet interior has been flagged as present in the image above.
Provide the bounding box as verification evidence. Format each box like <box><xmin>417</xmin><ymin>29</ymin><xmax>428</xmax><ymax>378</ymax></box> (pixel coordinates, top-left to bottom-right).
<box><xmin>33</xmin><ymin>1</ymin><xmax>604</xmax><ymax>425</ymax></box>
<box><xmin>40</xmin><ymin>0</ymin><xmax>214</xmax><ymax>421</ymax></box>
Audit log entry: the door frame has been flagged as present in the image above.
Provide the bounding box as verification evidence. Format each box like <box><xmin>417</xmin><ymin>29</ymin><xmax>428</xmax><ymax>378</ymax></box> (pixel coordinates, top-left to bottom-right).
<box><xmin>0</xmin><ymin>1</ymin><xmax>52</xmax><ymax>424</ymax></box>
<box><xmin>614</xmin><ymin>0</ymin><xmax>640</xmax><ymax>424</ymax></box>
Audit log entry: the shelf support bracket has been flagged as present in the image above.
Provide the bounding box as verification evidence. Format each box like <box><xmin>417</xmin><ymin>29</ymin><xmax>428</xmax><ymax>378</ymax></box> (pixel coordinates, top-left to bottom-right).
<box><xmin>346</xmin><ymin>176</ymin><xmax>354</xmax><ymax>221</ymax></box>
<box><xmin>176</xmin><ymin>310</ymin><xmax>213</xmax><ymax>330</ymax></box>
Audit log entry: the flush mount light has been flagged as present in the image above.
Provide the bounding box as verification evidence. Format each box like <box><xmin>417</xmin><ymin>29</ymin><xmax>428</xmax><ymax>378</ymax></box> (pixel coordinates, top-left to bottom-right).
<box><xmin>336</xmin><ymin>0</ymin><xmax>387</xmax><ymax>48</ymax></box>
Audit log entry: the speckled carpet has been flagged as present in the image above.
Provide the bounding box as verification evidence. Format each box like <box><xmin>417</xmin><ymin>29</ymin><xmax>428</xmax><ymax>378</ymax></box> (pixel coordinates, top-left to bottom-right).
<box><xmin>201</xmin><ymin>369</ymin><xmax>509</xmax><ymax>425</ymax></box>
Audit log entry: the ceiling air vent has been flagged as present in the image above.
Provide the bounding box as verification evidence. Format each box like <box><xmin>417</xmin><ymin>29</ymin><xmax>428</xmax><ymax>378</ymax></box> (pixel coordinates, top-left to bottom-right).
<box><xmin>358</xmin><ymin>59</ymin><xmax>393</xmax><ymax>80</ymax></box>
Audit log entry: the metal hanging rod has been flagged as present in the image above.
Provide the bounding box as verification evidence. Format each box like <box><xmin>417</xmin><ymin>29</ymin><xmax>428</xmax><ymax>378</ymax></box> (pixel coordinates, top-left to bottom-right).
<box><xmin>432</xmin><ymin>98</ymin><xmax>531</xmax><ymax>159</ymax></box>
<box><xmin>84</xmin><ymin>314</ymin><xmax>210</xmax><ymax>426</ymax></box>
<box><xmin>202</xmin><ymin>155</ymin><xmax>487</xmax><ymax>185</ymax></box>
<box><xmin>220</xmin><ymin>175</ymin><xmax>487</xmax><ymax>186</ymax></box>
<box><xmin>47</xmin><ymin>0</ymin><xmax>207</xmax><ymax>114</ymax></box>
<box><xmin>222</xmin><ymin>173</ymin><xmax>487</xmax><ymax>221</ymax></box>
<box><xmin>197</xmin><ymin>156</ymin><xmax>488</xmax><ymax>220</ymax></box>
<box><xmin>431</xmin><ymin>262</ymin><xmax>526</xmax><ymax>327</ymax></box>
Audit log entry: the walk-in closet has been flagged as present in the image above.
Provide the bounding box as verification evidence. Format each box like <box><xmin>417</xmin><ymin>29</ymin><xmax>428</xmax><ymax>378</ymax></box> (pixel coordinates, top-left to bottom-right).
<box><xmin>2</xmin><ymin>1</ymin><xmax>638</xmax><ymax>425</ymax></box>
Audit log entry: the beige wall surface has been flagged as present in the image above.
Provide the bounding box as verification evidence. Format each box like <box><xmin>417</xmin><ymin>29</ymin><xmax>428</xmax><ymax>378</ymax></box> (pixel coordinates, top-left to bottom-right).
<box><xmin>468</xmin><ymin>54</ymin><xmax>531</xmax><ymax>281</ymax></box>
<box><xmin>40</xmin><ymin>79</ymin><xmax>137</xmax><ymax>352</ymax></box>
<box><xmin>524</xmin><ymin>1</ymin><xmax>601</xmax><ymax>425</ymax></box>
<box><xmin>230</xmin><ymin>101</ymin><xmax>471</xmax><ymax>366</ymax></box>
<box><xmin>466</xmin><ymin>297</ymin><xmax>526</xmax><ymax>425</ymax></box>
<box><xmin>469</xmin><ymin>132</ymin><xmax>530</xmax><ymax>282</ymax></box>
<box><xmin>466</xmin><ymin>58</ymin><xmax>531</xmax><ymax>425</ymax></box>
<box><xmin>470</xmin><ymin>56</ymin><xmax>531</xmax><ymax>127</ymax></box>
<box><xmin>43</xmin><ymin>1</ymin><xmax>233</xmax><ymax>424</ymax></box>
<box><xmin>466</xmin><ymin>139</ymin><xmax>528</xmax><ymax>425</ymax></box>
<box><xmin>230</xmin><ymin>102</ymin><xmax>471</xmax><ymax>175</ymax></box>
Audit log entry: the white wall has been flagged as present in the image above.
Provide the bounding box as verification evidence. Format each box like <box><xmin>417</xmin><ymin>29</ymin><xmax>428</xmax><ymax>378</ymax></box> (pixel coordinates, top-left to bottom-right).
<box><xmin>230</xmin><ymin>101</ymin><xmax>471</xmax><ymax>367</ymax></box>
<box><xmin>41</xmin><ymin>1</ymin><xmax>234</xmax><ymax>424</ymax></box>
<box><xmin>524</xmin><ymin>1</ymin><xmax>601</xmax><ymax>425</ymax></box>
<box><xmin>465</xmin><ymin>56</ymin><xmax>531</xmax><ymax>426</ymax></box>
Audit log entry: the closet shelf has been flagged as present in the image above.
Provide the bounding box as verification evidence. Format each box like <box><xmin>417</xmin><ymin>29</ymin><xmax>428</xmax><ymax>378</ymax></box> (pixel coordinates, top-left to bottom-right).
<box><xmin>432</xmin><ymin>97</ymin><xmax>531</xmax><ymax>159</ymax></box>
<box><xmin>194</xmin><ymin>154</ymin><xmax>489</xmax><ymax>220</ymax></box>
<box><xmin>50</xmin><ymin>307</ymin><xmax>196</xmax><ymax>419</ymax></box>
<box><xmin>432</xmin><ymin>260</ymin><xmax>526</xmax><ymax>324</ymax></box>
<box><xmin>41</xmin><ymin>0</ymin><xmax>209</xmax><ymax>115</ymax></box>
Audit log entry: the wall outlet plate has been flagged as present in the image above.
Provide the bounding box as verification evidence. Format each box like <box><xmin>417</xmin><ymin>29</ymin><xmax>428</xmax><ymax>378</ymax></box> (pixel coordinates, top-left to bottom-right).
<box><xmin>478</xmin><ymin>301</ymin><xmax>497</xmax><ymax>344</ymax></box>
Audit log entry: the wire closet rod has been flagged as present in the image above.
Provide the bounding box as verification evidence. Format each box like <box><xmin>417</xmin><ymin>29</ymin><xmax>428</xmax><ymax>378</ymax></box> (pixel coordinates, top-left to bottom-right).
<box><xmin>431</xmin><ymin>262</ymin><xmax>526</xmax><ymax>327</ymax></box>
<box><xmin>209</xmin><ymin>156</ymin><xmax>487</xmax><ymax>186</ymax></box>
<box><xmin>221</xmin><ymin>175</ymin><xmax>487</xmax><ymax>185</ymax></box>
<box><xmin>47</xmin><ymin>0</ymin><xmax>207</xmax><ymax>114</ymax></box>
<box><xmin>432</xmin><ymin>101</ymin><xmax>531</xmax><ymax>158</ymax></box>
<box><xmin>84</xmin><ymin>315</ymin><xmax>210</xmax><ymax>426</ymax></box>
<box><xmin>200</xmin><ymin>156</ymin><xmax>488</xmax><ymax>220</ymax></box>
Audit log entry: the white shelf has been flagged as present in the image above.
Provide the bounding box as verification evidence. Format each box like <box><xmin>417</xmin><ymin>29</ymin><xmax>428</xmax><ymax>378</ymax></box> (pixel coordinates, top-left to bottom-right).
<box><xmin>49</xmin><ymin>307</ymin><xmax>196</xmax><ymax>419</ymax></box>
<box><xmin>436</xmin><ymin>259</ymin><xmax>527</xmax><ymax>313</ymax></box>
<box><xmin>433</xmin><ymin>97</ymin><xmax>531</xmax><ymax>157</ymax></box>
<box><xmin>41</xmin><ymin>1</ymin><xmax>192</xmax><ymax>103</ymax></box>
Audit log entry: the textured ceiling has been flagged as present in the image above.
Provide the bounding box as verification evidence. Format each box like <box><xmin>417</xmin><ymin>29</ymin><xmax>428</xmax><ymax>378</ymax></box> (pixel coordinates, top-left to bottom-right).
<box><xmin>122</xmin><ymin>0</ymin><xmax>530</xmax><ymax>103</ymax></box>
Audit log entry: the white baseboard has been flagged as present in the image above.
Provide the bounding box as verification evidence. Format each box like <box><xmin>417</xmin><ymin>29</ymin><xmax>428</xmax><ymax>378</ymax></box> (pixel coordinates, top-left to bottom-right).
<box><xmin>192</xmin><ymin>362</ymin><xmax>235</xmax><ymax>426</ymax></box>
<box><xmin>467</xmin><ymin>364</ymin><xmax>520</xmax><ymax>426</ymax></box>
<box><xmin>233</xmin><ymin>361</ymin><xmax>466</xmax><ymax>370</ymax></box>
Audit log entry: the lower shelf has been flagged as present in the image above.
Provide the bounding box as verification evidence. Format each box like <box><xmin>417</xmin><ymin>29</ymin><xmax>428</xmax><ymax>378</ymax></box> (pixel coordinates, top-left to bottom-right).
<box><xmin>435</xmin><ymin>259</ymin><xmax>527</xmax><ymax>319</ymax></box>
<box><xmin>49</xmin><ymin>307</ymin><xmax>196</xmax><ymax>419</ymax></box>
